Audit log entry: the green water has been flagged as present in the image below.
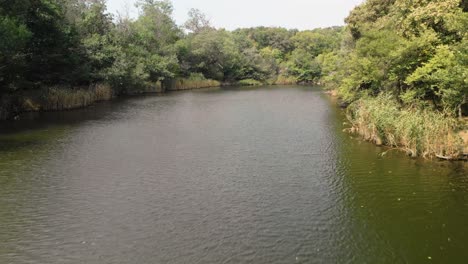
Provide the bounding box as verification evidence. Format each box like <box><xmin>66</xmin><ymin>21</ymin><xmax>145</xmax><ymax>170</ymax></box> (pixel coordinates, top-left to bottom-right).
<box><xmin>0</xmin><ymin>86</ymin><xmax>467</xmax><ymax>263</ymax></box>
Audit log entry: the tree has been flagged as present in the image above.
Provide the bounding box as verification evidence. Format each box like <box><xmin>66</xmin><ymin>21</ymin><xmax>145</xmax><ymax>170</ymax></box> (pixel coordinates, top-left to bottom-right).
<box><xmin>406</xmin><ymin>44</ymin><xmax>468</xmax><ymax>114</ymax></box>
<box><xmin>328</xmin><ymin>0</ymin><xmax>467</xmax><ymax>118</ymax></box>
<box><xmin>184</xmin><ymin>8</ymin><xmax>212</xmax><ymax>33</ymax></box>
<box><xmin>0</xmin><ymin>0</ymin><xmax>89</xmax><ymax>89</ymax></box>
<box><xmin>286</xmin><ymin>49</ymin><xmax>321</xmax><ymax>83</ymax></box>
<box><xmin>0</xmin><ymin>16</ymin><xmax>31</xmax><ymax>91</ymax></box>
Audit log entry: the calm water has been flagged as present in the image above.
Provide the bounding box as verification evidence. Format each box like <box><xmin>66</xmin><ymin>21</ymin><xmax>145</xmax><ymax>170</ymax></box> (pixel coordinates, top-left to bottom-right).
<box><xmin>0</xmin><ymin>86</ymin><xmax>467</xmax><ymax>264</ymax></box>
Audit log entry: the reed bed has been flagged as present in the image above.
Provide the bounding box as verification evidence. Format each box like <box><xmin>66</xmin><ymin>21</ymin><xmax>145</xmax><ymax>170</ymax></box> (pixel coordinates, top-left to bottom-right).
<box><xmin>274</xmin><ymin>75</ymin><xmax>298</xmax><ymax>85</ymax></box>
<box><xmin>237</xmin><ymin>79</ymin><xmax>263</xmax><ymax>86</ymax></box>
<box><xmin>39</xmin><ymin>84</ymin><xmax>113</xmax><ymax>111</ymax></box>
<box><xmin>347</xmin><ymin>94</ymin><xmax>465</xmax><ymax>159</ymax></box>
<box><xmin>164</xmin><ymin>74</ymin><xmax>221</xmax><ymax>91</ymax></box>
<box><xmin>172</xmin><ymin>79</ymin><xmax>221</xmax><ymax>90</ymax></box>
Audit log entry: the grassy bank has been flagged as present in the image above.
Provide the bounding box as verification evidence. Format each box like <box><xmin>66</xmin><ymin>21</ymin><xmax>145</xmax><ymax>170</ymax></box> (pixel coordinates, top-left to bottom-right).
<box><xmin>345</xmin><ymin>94</ymin><xmax>467</xmax><ymax>160</ymax></box>
<box><xmin>164</xmin><ymin>74</ymin><xmax>221</xmax><ymax>91</ymax></box>
<box><xmin>40</xmin><ymin>84</ymin><xmax>113</xmax><ymax>111</ymax></box>
<box><xmin>0</xmin><ymin>84</ymin><xmax>114</xmax><ymax>120</ymax></box>
<box><xmin>1</xmin><ymin>78</ymin><xmax>304</xmax><ymax>120</ymax></box>
<box><xmin>20</xmin><ymin>84</ymin><xmax>114</xmax><ymax>112</ymax></box>
<box><xmin>274</xmin><ymin>75</ymin><xmax>299</xmax><ymax>85</ymax></box>
<box><xmin>0</xmin><ymin>77</ymin><xmax>222</xmax><ymax>120</ymax></box>
<box><xmin>236</xmin><ymin>79</ymin><xmax>264</xmax><ymax>86</ymax></box>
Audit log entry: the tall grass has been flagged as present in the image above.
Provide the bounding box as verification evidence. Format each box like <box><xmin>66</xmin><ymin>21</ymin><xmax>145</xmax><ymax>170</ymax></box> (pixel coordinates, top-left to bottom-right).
<box><xmin>173</xmin><ymin>78</ymin><xmax>221</xmax><ymax>90</ymax></box>
<box><xmin>124</xmin><ymin>81</ymin><xmax>164</xmax><ymax>94</ymax></box>
<box><xmin>347</xmin><ymin>94</ymin><xmax>465</xmax><ymax>159</ymax></box>
<box><xmin>14</xmin><ymin>84</ymin><xmax>115</xmax><ymax>113</ymax></box>
<box><xmin>274</xmin><ymin>75</ymin><xmax>298</xmax><ymax>85</ymax></box>
<box><xmin>41</xmin><ymin>84</ymin><xmax>113</xmax><ymax>111</ymax></box>
<box><xmin>237</xmin><ymin>79</ymin><xmax>263</xmax><ymax>86</ymax></box>
<box><xmin>93</xmin><ymin>84</ymin><xmax>113</xmax><ymax>101</ymax></box>
<box><xmin>165</xmin><ymin>74</ymin><xmax>221</xmax><ymax>91</ymax></box>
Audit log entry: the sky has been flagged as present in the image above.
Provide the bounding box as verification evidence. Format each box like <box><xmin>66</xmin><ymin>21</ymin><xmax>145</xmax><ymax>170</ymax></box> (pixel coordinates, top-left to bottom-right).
<box><xmin>106</xmin><ymin>0</ymin><xmax>365</xmax><ymax>30</ymax></box>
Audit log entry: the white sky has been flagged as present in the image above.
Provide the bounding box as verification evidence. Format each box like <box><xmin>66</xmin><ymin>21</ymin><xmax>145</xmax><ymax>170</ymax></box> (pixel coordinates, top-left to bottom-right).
<box><xmin>106</xmin><ymin>0</ymin><xmax>365</xmax><ymax>30</ymax></box>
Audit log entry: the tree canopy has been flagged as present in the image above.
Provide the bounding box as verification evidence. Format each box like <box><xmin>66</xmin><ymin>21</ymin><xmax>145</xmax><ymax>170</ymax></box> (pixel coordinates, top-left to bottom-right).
<box><xmin>328</xmin><ymin>0</ymin><xmax>467</xmax><ymax>116</ymax></box>
<box><xmin>0</xmin><ymin>0</ymin><xmax>466</xmax><ymax>117</ymax></box>
<box><xmin>0</xmin><ymin>0</ymin><xmax>344</xmax><ymax>94</ymax></box>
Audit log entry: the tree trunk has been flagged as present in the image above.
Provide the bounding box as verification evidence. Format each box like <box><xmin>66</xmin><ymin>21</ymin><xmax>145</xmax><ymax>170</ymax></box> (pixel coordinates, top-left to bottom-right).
<box><xmin>460</xmin><ymin>94</ymin><xmax>466</xmax><ymax>119</ymax></box>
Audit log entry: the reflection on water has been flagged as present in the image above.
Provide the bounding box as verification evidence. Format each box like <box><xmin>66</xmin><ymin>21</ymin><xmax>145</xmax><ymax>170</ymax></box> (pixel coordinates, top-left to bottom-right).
<box><xmin>0</xmin><ymin>86</ymin><xmax>466</xmax><ymax>263</ymax></box>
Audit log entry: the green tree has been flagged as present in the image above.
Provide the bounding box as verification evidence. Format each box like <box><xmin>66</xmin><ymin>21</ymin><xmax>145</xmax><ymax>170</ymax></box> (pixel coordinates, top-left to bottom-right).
<box><xmin>0</xmin><ymin>16</ymin><xmax>31</xmax><ymax>91</ymax></box>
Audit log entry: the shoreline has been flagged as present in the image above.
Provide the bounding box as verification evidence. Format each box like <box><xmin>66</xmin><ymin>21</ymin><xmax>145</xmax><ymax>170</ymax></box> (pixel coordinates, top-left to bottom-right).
<box><xmin>325</xmin><ymin>90</ymin><xmax>468</xmax><ymax>161</ymax></box>
<box><xmin>4</xmin><ymin>86</ymin><xmax>466</xmax><ymax>161</ymax></box>
<box><xmin>0</xmin><ymin>79</ymin><xmax>306</xmax><ymax>121</ymax></box>
<box><xmin>0</xmin><ymin>80</ymin><xmax>227</xmax><ymax>121</ymax></box>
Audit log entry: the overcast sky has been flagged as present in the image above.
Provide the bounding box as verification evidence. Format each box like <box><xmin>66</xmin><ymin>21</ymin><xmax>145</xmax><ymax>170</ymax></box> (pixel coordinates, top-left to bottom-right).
<box><xmin>106</xmin><ymin>0</ymin><xmax>365</xmax><ymax>30</ymax></box>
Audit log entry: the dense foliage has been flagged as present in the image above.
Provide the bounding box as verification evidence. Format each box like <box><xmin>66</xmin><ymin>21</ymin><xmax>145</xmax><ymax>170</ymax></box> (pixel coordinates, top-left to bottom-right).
<box><xmin>1</xmin><ymin>0</ymin><xmax>466</xmax><ymax>105</ymax></box>
<box><xmin>0</xmin><ymin>0</ymin><xmax>342</xmax><ymax>96</ymax></box>
<box><xmin>323</xmin><ymin>0</ymin><xmax>467</xmax><ymax>117</ymax></box>
<box><xmin>1</xmin><ymin>0</ymin><xmax>466</xmax><ymax>157</ymax></box>
<box><xmin>330</xmin><ymin>0</ymin><xmax>467</xmax><ymax>158</ymax></box>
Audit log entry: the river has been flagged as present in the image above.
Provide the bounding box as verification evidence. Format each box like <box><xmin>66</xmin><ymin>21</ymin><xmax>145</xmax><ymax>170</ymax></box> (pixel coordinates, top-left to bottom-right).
<box><xmin>0</xmin><ymin>86</ymin><xmax>467</xmax><ymax>263</ymax></box>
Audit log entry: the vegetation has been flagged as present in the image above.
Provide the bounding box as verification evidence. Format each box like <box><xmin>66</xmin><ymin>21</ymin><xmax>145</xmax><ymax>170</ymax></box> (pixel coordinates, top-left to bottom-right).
<box><xmin>0</xmin><ymin>0</ymin><xmax>341</xmax><ymax>100</ymax></box>
<box><xmin>347</xmin><ymin>94</ymin><xmax>463</xmax><ymax>158</ymax></box>
<box><xmin>0</xmin><ymin>0</ymin><xmax>466</xmax><ymax>157</ymax></box>
<box><xmin>323</xmin><ymin>0</ymin><xmax>467</xmax><ymax>159</ymax></box>
<box><xmin>164</xmin><ymin>73</ymin><xmax>221</xmax><ymax>91</ymax></box>
<box><xmin>36</xmin><ymin>84</ymin><xmax>113</xmax><ymax>111</ymax></box>
<box><xmin>0</xmin><ymin>0</ymin><xmax>343</xmax><ymax>119</ymax></box>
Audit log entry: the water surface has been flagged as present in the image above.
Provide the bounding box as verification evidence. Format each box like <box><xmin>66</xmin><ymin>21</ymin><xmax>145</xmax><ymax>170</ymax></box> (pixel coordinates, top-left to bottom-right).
<box><xmin>0</xmin><ymin>86</ymin><xmax>467</xmax><ymax>263</ymax></box>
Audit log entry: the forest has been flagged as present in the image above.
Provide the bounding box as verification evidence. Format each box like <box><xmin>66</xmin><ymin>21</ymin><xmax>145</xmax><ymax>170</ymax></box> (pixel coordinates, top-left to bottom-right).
<box><xmin>0</xmin><ymin>0</ymin><xmax>467</xmax><ymax>157</ymax></box>
<box><xmin>0</xmin><ymin>0</ymin><xmax>342</xmax><ymax>96</ymax></box>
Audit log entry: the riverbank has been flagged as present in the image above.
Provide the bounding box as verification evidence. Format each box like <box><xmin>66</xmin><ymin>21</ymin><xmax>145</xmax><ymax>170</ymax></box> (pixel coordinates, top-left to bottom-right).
<box><xmin>332</xmin><ymin>92</ymin><xmax>468</xmax><ymax>160</ymax></box>
<box><xmin>0</xmin><ymin>79</ymin><xmax>221</xmax><ymax>120</ymax></box>
<box><xmin>0</xmin><ymin>79</ymin><xmax>276</xmax><ymax>120</ymax></box>
<box><xmin>1</xmin><ymin>84</ymin><xmax>114</xmax><ymax>120</ymax></box>
<box><xmin>0</xmin><ymin>74</ymin><xmax>309</xmax><ymax>120</ymax></box>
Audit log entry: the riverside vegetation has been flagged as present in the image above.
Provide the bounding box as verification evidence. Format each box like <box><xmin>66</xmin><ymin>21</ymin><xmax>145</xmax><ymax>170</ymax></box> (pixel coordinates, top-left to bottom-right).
<box><xmin>0</xmin><ymin>0</ymin><xmax>467</xmax><ymax>158</ymax></box>
<box><xmin>331</xmin><ymin>0</ymin><xmax>468</xmax><ymax>159</ymax></box>
<box><xmin>0</xmin><ymin>0</ymin><xmax>344</xmax><ymax>117</ymax></box>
